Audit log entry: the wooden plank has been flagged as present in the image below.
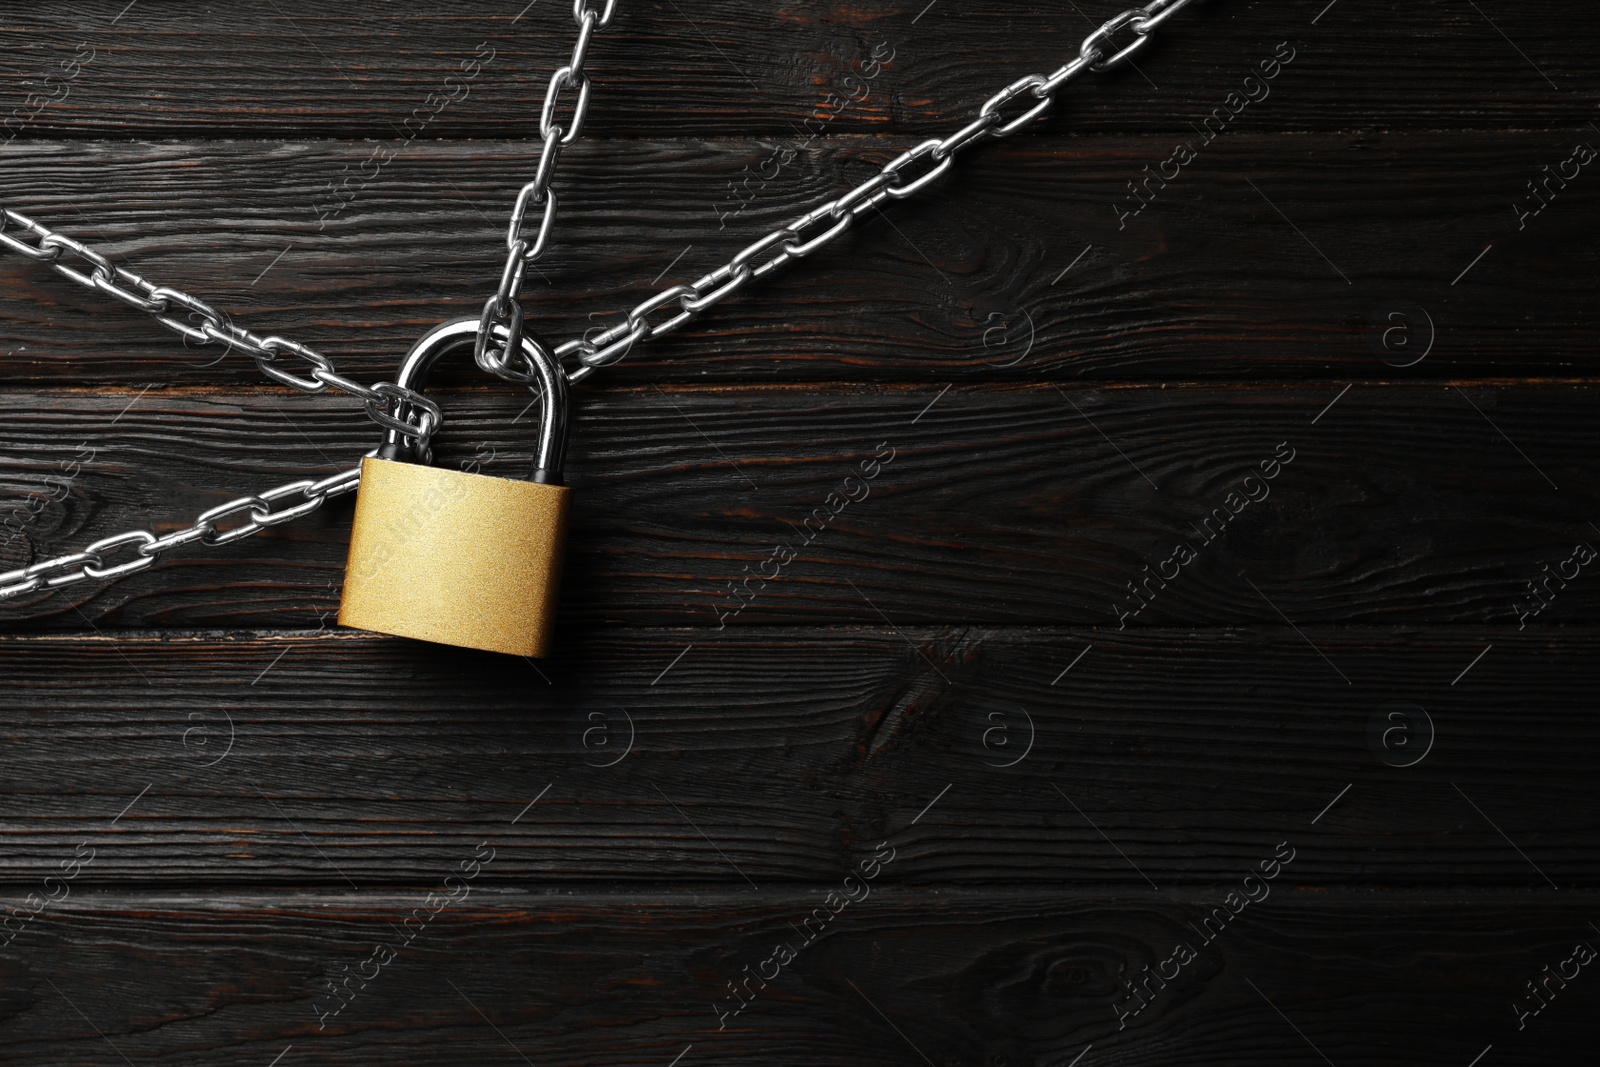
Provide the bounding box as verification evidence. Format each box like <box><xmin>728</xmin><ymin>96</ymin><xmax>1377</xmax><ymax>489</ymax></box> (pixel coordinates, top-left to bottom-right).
<box><xmin>0</xmin><ymin>133</ymin><xmax>1593</xmax><ymax>384</ymax></box>
<box><xmin>0</xmin><ymin>888</ymin><xmax>1594</xmax><ymax>1064</ymax></box>
<box><xmin>1</xmin><ymin>383</ymin><xmax>1597</xmax><ymax>629</ymax></box>
<box><xmin>0</xmin><ymin>626</ymin><xmax>1593</xmax><ymax>886</ymax></box>
<box><xmin>0</xmin><ymin>1</ymin><xmax>1592</xmax><ymax>137</ymax></box>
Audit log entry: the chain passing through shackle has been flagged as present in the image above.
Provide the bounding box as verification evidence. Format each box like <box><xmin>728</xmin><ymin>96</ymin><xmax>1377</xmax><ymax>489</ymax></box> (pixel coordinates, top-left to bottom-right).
<box><xmin>379</xmin><ymin>318</ymin><xmax>569</xmax><ymax>481</ymax></box>
<box><xmin>474</xmin><ymin>0</ymin><xmax>619</xmax><ymax>383</ymax></box>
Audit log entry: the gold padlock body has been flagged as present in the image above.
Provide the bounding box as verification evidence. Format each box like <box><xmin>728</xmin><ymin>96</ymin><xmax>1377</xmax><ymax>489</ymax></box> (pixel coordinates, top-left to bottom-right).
<box><xmin>338</xmin><ymin>456</ymin><xmax>570</xmax><ymax>658</ymax></box>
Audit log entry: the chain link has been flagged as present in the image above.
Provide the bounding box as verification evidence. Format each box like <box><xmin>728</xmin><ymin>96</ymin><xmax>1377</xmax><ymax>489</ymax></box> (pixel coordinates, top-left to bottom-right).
<box><xmin>553</xmin><ymin>0</ymin><xmax>1207</xmax><ymax>382</ymax></box>
<box><xmin>474</xmin><ymin>0</ymin><xmax>614</xmax><ymax>382</ymax></box>
<box><xmin>0</xmin><ymin>467</ymin><xmax>362</xmax><ymax>600</ymax></box>
<box><xmin>0</xmin><ymin>0</ymin><xmax>1208</xmax><ymax>604</ymax></box>
<box><xmin>0</xmin><ymin>206</ymin><xmax>441</xmax><ymax>443</ymax></box>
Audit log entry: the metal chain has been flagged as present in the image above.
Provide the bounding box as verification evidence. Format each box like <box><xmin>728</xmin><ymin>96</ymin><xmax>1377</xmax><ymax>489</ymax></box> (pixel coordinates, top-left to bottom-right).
<box><xmin>0</xmin><ymin>206</ymin><xmax>443</xmax><ymax>443</ymax></box>
<box><xmin>0</xmin><ymin>203</ymin><xmax>431</xmax><ymax>603</ymax></box>
<box><xmin>552</xmin><ymin>0</ymin><xmax>1205</xmax><ymax>381</ymax></box>
<box><xmin>0</xmin><ymin>0</ymin><xmax>1205</xmax><ymax>604</ymax></box>
<box><xmin>473</xmin><ymin>0</ymin><xmax>617</xmax><ymax>383</ymax></box>
<box><xmin>0</xmin><ymin>467</ymin><xmax>363</xmax><ymax>600</ymax></box>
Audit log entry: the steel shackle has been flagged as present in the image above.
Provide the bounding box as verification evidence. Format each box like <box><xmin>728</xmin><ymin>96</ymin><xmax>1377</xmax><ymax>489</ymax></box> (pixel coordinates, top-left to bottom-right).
<box><xmin>380</xmin><ymin>317</ymin><xmax>569</xmax><ymax>484</ymax></box>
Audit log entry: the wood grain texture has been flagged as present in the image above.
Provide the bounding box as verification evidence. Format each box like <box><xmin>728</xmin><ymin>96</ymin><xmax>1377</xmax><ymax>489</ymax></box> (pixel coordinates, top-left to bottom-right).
<box><xmin>2</xmin><ymin>0</ymin><xmax>1597</xmax><ymax>1061</ymax></box>
<box><xmin>0</xmin><ymin>888</ymin><xmax>1595</xmax><ymax>1066</ymax></box>
<box><xmin>0</xmin><ymin>133</ymin><xmax>1593</xmax><ymax>384</ymax></box>
<box><xmin>0</xmin><ymin>627</ymin><xmax>1592</xmax><ymax>887</ymax></box>
<box><xmin>1</xmin><ymin>383</ymin><xmax>1595</xmax><ymax>629</ymax></box>
<box><xmin>0</xmin><ymin>0</ymin><xmax>1592</xmax><ymax>138</ymax></box>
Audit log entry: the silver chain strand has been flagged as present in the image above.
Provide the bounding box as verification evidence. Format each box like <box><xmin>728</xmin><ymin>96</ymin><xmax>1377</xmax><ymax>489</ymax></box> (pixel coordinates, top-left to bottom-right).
<box><xmin>0</xmin><ymin>0</ymin><xmax>1204</xmax><ymax>604</ymax></box>
<box><xmin>0</xmin><ymin>207</ymin><xmax>444</xmax><ymax>443</ymax></box>
<box><xmin>552</xmin><ymin>0</ymin><xmax>1206</xmax><ymax>381</ymax></box>
<box><xmin>0</xmin><ymin>467</ymin><xmax>365</xmax><ymax>600</ymax></box>
<box><xmin>473</xmin><ymin>0</ymin><xmax>617</xmax><ymax>383</ymax></box>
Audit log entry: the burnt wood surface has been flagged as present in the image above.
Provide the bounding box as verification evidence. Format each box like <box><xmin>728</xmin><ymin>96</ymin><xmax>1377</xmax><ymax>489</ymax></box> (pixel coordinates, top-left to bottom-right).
<box><xmin>1</xmin><ymin>384</ymin><xmax>1598</xmax><ymax>629</ymax></box>
<box><xmin>0</xmin><ymin>135</ymin><xmax>1592</xmax><ymax>384</ymax></box>
<box><xmin>1</xmin><ymin>1</ymin><xmax>1593</xmax><ymax>136</ymax></box>
<box><xmin>2</xmin><ymin>0</ymin><xmax>1597</xmax><ymax>1064</ymax></box>
<box><xmin>0</xmin><ymin>627</ymin><xmax>1592</xmax><ymax>888</ymax></box>
<box><xmin>0</xmin><ymin>890</ymin><xmax>1594</xmax><ymax>1067</ymax></box>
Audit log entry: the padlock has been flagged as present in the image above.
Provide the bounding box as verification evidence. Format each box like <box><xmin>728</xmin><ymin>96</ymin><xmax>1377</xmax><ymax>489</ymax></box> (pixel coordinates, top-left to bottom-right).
<box><xmin>338</xmin><ymin>318</ymin><xmax>571</xmax><ymax>658</ymax></box>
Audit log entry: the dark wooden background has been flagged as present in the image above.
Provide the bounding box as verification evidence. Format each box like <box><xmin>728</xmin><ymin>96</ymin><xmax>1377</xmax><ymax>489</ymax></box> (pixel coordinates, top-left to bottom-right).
<box><xmin>1</xmin><ymin>1</ymin><xmax>1596</xmax><ymax>1064</ymax></box>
